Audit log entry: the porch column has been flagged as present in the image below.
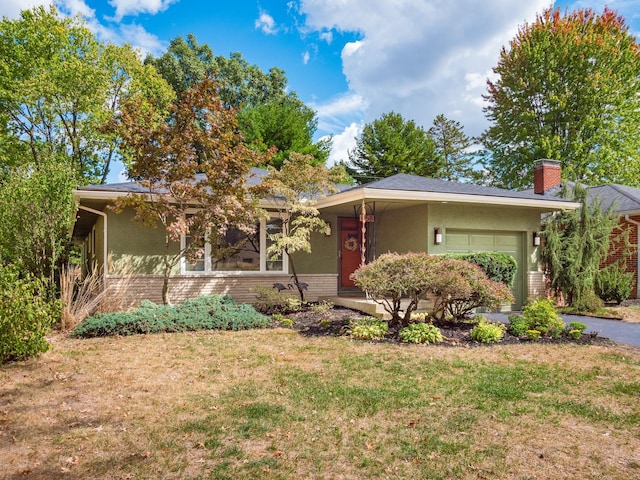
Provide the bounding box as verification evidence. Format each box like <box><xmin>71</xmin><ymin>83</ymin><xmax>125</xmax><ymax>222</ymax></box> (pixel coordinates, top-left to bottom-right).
<box><xmin>359</xmin><ymin>199</ymin><xmax>367</xmax><ymax>266</ymax></box>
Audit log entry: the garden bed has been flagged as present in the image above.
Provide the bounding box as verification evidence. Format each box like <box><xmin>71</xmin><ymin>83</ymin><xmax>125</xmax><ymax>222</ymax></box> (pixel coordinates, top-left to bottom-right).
<box><xmin>280</xmin><ymin>305</ymin><xmax>611</xmax><ymax>346</ymax></box>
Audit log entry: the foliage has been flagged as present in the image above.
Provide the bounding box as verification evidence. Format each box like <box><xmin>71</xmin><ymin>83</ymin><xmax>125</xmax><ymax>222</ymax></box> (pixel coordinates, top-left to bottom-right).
<box><xmin>526</xmin><ymin>330</ymin><xmax>542</xmax><ymax>340</ymax></box>
<box><xmin>352</xmin><ymin>253</ymin><xmax>513</xmax><ymax>325</ymax></box>
<box><xmin>349</xmin><ymin>318</ymin><xmax>388</xmax><ymax>340</ymax></box>
<box><xmin>568</xmin><ymin>321</ymin><xmax>587</xmax><ymax>333</ymax></box>
<box><xmin>508</xmin><ymin>314</ymin><xmax>529</xmax><ymax>337</ymax></box>
<box><xmin>470</xmin><ymin>317</ymin><xmax>506</xmax><ymax>343</ymax></box>
<box><xmin>481</xmin><ymin>7</ymin><xmax>640</xmax><ymax>189</ymax></box>
<box><xmin>567</xmin><ymin>329</ymin><xmax>583</xmax><ymax>340</ymax></box>
<box><xmin>251</xmin><ymin>286</ymin><xmax>302</xmax><ymax>315</ymax></box>
<box><xmin>428</xmin><ymin>114</ymin><xmax>478</xmax><ymax>183</ymax></box>
<box><xmin>72</xmin><ymin>295</ymin><xmax>270</xmax><ymax>338</ymax></box>
<box><xmin>0</xmin><ymin>264</ymin><xmax>59</xmax><ymax>362</ymax></box>
<box><xmin>571</xmin><ymin>291</ymin><xmax>604</xmax><ymax>314</ymax></box>
<box><xmin>108</xmin><ymin>76</ymin><xmax>268</xmax><ymax>304</ymax></box>
<box><xmin>0</xmin><ymin>6</ymin><xmax>173</xmax><ymax>183</ymax></box>
<box><xmin>0</xmin><ymin>158</ymin><xmax>77</xmax><ymax>290</ymax></box>
<box><xmin>347</xmin><ymin>111</ymin><xmax>440</xmax><ymax>183</ymax></box>
<box><xmin>311</xmin><ymin>300</ymin><xmax>335</xmax><ymax>315</ymax></box>
<box><xmin>542</xmin><ymin>184</ymin><xmax>625</xmax><ymax>309</ymax></box>
<box><xmin>351</xmin><ymin>252</ymin><xmax>439</xmax><ymax>324</ymax></box>
<box><xmin>595</xmin><ymin>263</ymin><xmax>633</xmax><ymax>305</ymax></box>
<box><xmin>444</xmin><ymin>252</ymin><xmax>517</xmax><ymax>287</ymax></box>
<box><xmin>145</xmin><ymin>34</ymin><xmax>327</xmax><ymax>169</ymax></box>
<box><xmin>238</xmin><ymin>96</ymin><xmax>331</xmax><ymax>168</ymax></box>
<box><xmin>261</xmin><ymin>153</ymin><xmax>339</xmax><ymax>301</ymax></box>
<box><xmin>521</xmin><ymin>299</ymin><xmax>565</xmax><ymax>338</ymax></box>
<box><xmin>398</xmin><ymin>322</ymin><xmax>444</xmax><ymax>344</ymax></box>
<box><xmin>429</xmin><ymin>258</ymin><xmax>515</xmax><ymax>321</ymax></box>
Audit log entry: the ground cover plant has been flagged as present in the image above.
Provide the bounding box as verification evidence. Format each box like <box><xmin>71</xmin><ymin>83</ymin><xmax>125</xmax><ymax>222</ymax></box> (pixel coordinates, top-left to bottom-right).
<box><xmin>1</xmin><ymin>328</ymin><xmax>639</xmax><ymax>479</ymax></box>
<box><xmin>72</xmin><ymin>294</ymin><xmax>269</xmax><ymax>338</ymax></box>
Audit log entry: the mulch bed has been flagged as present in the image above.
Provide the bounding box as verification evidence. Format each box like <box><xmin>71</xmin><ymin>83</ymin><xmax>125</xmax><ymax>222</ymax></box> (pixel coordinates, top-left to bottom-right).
<box><xmin>280</xmin><ymin>305</ymin><xmax>612</xmax><ymax>347</ymax></box>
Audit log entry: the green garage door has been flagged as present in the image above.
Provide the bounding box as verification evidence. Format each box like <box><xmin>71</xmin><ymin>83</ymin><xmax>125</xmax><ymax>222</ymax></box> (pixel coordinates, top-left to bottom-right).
<box><xmin>445</xmin><ymin>229</ymin><xmax>523</xmax><ymax>309</ymax></box>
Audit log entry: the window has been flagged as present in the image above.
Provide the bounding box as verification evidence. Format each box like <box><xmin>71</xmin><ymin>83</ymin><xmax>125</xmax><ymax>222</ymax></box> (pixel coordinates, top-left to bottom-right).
<box><xmin>181</xmin><ymin>215</ymin><xmax>286</xmax><ymax>274</ymax></box>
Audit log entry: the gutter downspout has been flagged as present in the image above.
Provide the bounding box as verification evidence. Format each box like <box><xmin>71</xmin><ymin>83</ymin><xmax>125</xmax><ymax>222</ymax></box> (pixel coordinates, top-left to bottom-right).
<box><xmin>79</xmin><ymin>206</ymin><xmax>108</xmax><ymax>291</ymax></box>
<box><xmin>624</xmin><ymin>215</ymin><xmax>640</xmax><ymax>298</ymax></box>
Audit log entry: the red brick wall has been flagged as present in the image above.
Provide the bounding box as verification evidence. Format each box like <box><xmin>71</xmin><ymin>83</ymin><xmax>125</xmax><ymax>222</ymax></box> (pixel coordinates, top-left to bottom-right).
<box><xmin>601</xmin><ymin>217</ymin><xmax>638</xmax><ymax>299</ymax></box>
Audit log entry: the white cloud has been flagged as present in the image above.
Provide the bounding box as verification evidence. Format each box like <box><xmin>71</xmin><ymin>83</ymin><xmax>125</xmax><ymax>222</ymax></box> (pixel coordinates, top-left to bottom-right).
<box><xmin>319</xmin><ymin>31</ymin><xmax>333</xmax><ymax>43</ymax></box>
<box><xmin>302</xmin><ymin>50</ymin><xmax>310</xmax><ymax>64</ymax></box>
<box><xmin>0</xmin><ymin>0</ymin><xmax>52</xmax><ymax>19</ymax></box>
<box><xmin>298</xmin><ymin>0</ymin><xmax>551</xmax><ymax>139</ymax></box>
<box><xmin>325</xmin><ymin>122</ymin><xmax>361</xmax><ymax>165</ymax></box>
<box><xmin>107</xmin><ymin>0</ymin><xmax>178</xmax><ymax>21</ymax></box>
<box><xmin>255</xmin><ymin>10</ymin><xmax>277</xmax><ymax>35</ymax></box>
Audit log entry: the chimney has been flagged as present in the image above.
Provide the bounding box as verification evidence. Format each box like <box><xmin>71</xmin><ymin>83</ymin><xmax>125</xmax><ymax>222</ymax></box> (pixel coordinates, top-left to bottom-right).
<box><xmin>533</xmin><ymin>159</ymin><xmax>561</xmax><ymax>194</ymax></box>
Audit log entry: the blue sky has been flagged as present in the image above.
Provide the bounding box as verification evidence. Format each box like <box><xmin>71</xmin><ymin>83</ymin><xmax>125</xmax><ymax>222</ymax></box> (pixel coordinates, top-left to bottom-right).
<box><xmin>2</xmin><ymin>0</ymin><xmax>640</xmax><ymax>182</ymax></box>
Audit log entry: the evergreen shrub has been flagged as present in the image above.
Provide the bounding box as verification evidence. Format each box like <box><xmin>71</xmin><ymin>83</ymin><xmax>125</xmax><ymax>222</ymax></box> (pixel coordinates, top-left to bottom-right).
<box><xmin>72</xmin><ymin>295</ymin><xmax>270</xmax><ymax>338</ymax></box>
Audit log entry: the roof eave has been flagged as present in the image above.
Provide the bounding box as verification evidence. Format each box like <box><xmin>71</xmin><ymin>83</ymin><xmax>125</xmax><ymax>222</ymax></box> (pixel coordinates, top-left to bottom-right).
<box><xmin>314</xmin><ymin>187</ymin><xmax>581</xmax><ymax>210</ymax></box>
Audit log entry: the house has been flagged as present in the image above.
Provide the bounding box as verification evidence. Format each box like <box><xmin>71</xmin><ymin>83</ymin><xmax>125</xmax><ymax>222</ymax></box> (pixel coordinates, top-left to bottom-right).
<box><xmin>528</xmin><ymin>159</ymin><xmax>640</xmax><ymax>299</ymax></box>
<box><xmin>72</xmin><ymin>161</ymin><xmax>579</xmax><ymax>310</ymax></box>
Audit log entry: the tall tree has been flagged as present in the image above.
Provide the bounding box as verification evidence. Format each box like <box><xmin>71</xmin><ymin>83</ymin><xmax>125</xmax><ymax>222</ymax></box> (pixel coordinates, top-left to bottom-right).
<box><xmin>146</xmin><ymin>34</ymin><xmax>329</xmax><ymax>167</ymax></box>
<box><xmin>428</xmin><ymin>114</ymin><xmax>477</xmax><ymax>183</ymax></box>
<box><xmin>0</xmin><ymin>6</ymin><xmax>173</xmax><ymax>183</ymax></box>
<box><xmin>348</xmin><ymin>112</ymin><xmax>440</xmax><ymax>183</ymax></box>
<box><xmin>541</xmin><ymin>184</ymin><xmax>624</xmax><ymax>310</ymax></box>
<box><xmin>238</xmin><ymin>96</ymin><xmax>331</xmax><ymax>168</ymax></box>
<box><xmin>481</xmin><ymin>7</ymin><xmax>640</xmax><ymax>190</ymax></box>
<box><xmin>110</xmin><ymin>77</ymin><xmax>269</xmax><ymax>304</ymax></box>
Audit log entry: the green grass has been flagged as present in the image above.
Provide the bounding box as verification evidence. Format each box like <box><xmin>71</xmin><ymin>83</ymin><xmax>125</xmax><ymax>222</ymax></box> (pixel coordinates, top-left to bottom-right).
<box><xmin>2</xmin><ymin>330</ymin><xmax>640</xmax><ymax>479</ymax></box>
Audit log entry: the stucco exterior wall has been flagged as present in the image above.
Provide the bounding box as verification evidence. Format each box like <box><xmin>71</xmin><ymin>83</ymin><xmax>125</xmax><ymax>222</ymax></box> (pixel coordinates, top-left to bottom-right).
<box><xmin>293</xmin><ymin>213</ymin><xmax>339</xmax><ymax>274</ymax></box>
<box><xmin>374</xmin><ymin>204</ymin><xmax>429</xmax><ymax>254</ymax></box>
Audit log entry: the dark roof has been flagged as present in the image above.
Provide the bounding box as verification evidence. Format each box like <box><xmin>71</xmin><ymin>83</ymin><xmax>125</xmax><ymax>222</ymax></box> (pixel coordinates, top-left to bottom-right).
<box><xmin>344</xmin><ymin>173</ymin><xmax>575</xmax><ymax>202</ymax></box>
<box><xmin>77</xmin><ymin>167</ymin><xmax>269</xmax><ymax>194</ymax></box>
<box><xmin>524</xmin><ymin>182</ymin><xmax>640</xmax><ymax>214</ymax></box>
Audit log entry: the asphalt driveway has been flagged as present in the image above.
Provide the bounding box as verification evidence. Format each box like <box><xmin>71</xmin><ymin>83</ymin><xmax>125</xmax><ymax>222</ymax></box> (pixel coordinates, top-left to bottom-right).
<box><xmin>485</xmin><ymin>312</ymin><xmax>640</xmax><ymax>348</ymax></box>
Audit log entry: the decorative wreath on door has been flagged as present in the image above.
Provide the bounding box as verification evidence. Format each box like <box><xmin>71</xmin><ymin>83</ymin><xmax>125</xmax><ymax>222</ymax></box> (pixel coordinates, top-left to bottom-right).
<box><xmin>344</xmin><ymin>236</ymin><xmax>359</xmax><ymax>251</ymax></box>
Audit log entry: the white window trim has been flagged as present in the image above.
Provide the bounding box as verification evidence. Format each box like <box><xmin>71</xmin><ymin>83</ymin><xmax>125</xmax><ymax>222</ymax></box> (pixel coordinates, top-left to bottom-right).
<box><xmin>180</xmin><ymin>213</ymin><xmax>288</xmax><ymax>275</ymax></box>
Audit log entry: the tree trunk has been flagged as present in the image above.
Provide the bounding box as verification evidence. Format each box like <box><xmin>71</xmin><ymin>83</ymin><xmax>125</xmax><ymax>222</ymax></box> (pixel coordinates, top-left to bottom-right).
<box><xmin>287</xmin><ymin>252</ymin><xmax>305</xmax><ymax>302</ymax></box>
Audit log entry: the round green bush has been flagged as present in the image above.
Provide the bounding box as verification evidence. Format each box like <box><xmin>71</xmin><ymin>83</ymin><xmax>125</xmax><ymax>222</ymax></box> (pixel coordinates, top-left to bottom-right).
<box><xmin>470</xmin><ymin>317</ymin><xmax>505</xmax><ymax>343</ymax></box>
<box><xmin>349</xmin><ymin>319</ymin><xmax>388</xmax><ymax>340</ymax></box>
<box><xmin>522</xmin><ymin>299</ymin><xmax>565</xmax><ymax>338</ymax></box>
<box><xmin>399</xmin><ymin>323</ymin><xmax>444</xmax><ymax>344</ymax></box>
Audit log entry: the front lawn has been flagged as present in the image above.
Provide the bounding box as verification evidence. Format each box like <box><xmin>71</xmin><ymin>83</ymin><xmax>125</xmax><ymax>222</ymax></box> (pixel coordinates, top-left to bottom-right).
<box><xmin>1</xmin><ymin>329</ymin><xmax>639</xmax><ymax>479</ymax></box>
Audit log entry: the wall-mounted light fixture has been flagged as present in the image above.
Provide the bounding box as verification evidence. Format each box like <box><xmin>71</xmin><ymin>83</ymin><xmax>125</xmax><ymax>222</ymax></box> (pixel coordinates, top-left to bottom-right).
<box><xmin>434</xmin><ymin>227</ymin><xmax>443</xmax><ymax>245</ymax></box>
<box><xmin>532</xmin><ymin>231</ymin><xmax>541</xmax><ymax>246</ymax></box>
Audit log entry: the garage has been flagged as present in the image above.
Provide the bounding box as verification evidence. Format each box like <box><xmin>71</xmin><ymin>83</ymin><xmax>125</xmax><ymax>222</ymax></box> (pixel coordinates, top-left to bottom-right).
<box><xmin>445</xmin><ymin>229</ymin><xmax>524</xmax><ymax>309</ymax></box>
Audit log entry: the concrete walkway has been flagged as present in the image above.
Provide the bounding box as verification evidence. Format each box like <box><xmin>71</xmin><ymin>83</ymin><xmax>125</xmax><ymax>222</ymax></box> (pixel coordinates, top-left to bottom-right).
<box><xmin>485</xmin><ymin>312</ymin><xmax>640</xmax><ymax>348</ymax></box>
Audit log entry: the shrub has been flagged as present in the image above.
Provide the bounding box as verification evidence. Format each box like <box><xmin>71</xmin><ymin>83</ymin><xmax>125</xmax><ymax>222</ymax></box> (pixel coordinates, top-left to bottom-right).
<box><xmin>72</xmin><ymin>295</ymin><xmax>270</xmax><ymax>338</ymax></box>
<box><xmin>522</xmin><ymin>299</ymin><xmax>565</xmax><ymax>338</ymax></box>
<box><xmin>470</xmin><ymin>317</ymin><xmax>505</xmax><ymax>343</ymax></box>
<box><xmin>349</xmin><ymin>318</ymin><xmax>388</xmax><ymax>340</ymax></box>
<box><xmin>311</xmin><ymin>300</ymin><xmax>334</xmax><ymax>315</ymax></box>
<box><xmin>0</xmin><ymin>265</ymin><xmax>59</xmax><ymax>362</ymax></box>
<box><xmin>399</xmin><ymin>323</ymin><xmax>444</xmax><ymax>344</ymax></box>
<box><xmin>526</xmin><ymin>329</ymin><xmax>541</xmax><ymax>340</ymax></box>
<box><xmin>568</xmin><ymin>329</ymin><xmax>582</xmax><ymax>340</ymax></box>
<box><xmin>351</xmin><ymin>252</ymin><xmax>440</xmax><ymax>324</ymax></box>
<box><xmin>508</xmin><ymin>314</ymin><xmax>529</xmax><ymax>337</ymax></box>
<box><xmin>444</xmin><ymin>252</ymin><xmax>517</xmax><ymax>287</ymax></box>
<box><xmin>567</xmin><ymin>321</ymin><xmax>587</xmax><ymax>333</ymax></box>
<box><xmin>572</xmin><ymin>291</ymin><xmax>604</xmax><ymax>313</ymax></box>
<box><xmin>251</xmin><ymin>286</ymin><xmax>302</xmax><ymax>314</ymax></box>
<box><xmin>430</xmin><ymin>258</ymin><xmax>514</xmax><ymax>321</ymax></box>
<box><xmin>595</xmin><ymin>263</ymin><xmax>633</xmax><ymax>305</ymax></box>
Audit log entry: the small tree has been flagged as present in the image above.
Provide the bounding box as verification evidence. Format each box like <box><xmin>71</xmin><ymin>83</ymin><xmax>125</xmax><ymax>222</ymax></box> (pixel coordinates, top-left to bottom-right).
<box><xmin>351</xmin><ymin>252</ymin><xmax>439</xmax><ymax>326</ymax></box>
<box><xmin>428</xmin><ymin>114</ymin><xmax>478</xmax><ymax>183</ymax></box>
<box><xmin>111</xmin><ymin>77</ymin><xmax>268</xmax><ymax>304</ymax></box>
<box><xmin>261</xmin><ymin>152</ymin><xmax>340</xmax><ymax>301</ymax></box>
<box><xmin>542</xmin><ymin>184</ymin><xmax>627</xmax><ymax>309</ymax></box>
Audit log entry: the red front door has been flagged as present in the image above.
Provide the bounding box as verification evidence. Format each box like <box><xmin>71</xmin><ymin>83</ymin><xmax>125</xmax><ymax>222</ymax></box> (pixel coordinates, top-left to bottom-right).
<box><xmin>339</xmin><ymin>218</ymin><xmax>361</xmax><ymax>288</ymax></box>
